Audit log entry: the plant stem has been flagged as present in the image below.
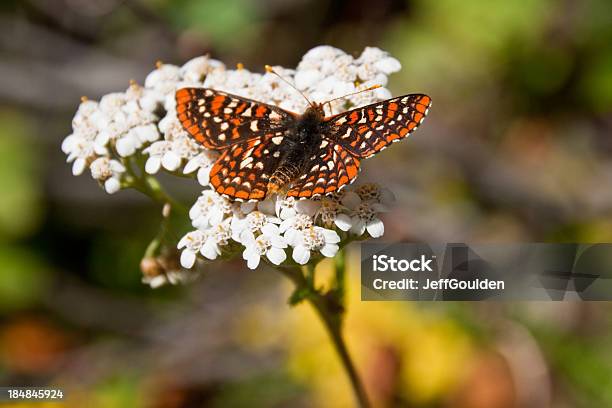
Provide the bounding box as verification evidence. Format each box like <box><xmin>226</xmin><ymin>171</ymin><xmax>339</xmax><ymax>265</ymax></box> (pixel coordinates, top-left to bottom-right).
<box><xmin>278</xmin><ymin>264</ymin><xmax>370</xmax><ymax>408</ymax></box>
<box><xmin>334</xmin><ymin>248</ymin><xmax>346</xmax><ymax>306</ymax></box>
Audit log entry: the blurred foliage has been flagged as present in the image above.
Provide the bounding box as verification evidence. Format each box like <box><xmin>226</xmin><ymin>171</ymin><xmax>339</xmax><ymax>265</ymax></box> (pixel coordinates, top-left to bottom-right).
<box><xmin>0</xmin><ymin>111</ymin><xmax>42</xmax><ymax>239</ymax></box>
<box><xmin>0</xmin><ymin>246</ymin><xmax>49</xmax><ymax>311</ymax></box>
<box><xmin>164</xmin><ymin>0</ymin><xmax>260</xmax><ymax>51</ymax></box>
<box><xmin>0</xmin><ymin>0</ymin><xmax>611</xmax><ymax>406</ymax></box>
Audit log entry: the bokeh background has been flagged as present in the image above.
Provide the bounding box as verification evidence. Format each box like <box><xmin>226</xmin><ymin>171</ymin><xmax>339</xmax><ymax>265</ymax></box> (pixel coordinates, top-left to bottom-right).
<box><xmin>1</xmin><ymin>0</ymin><xmax>612</xmax><ymax>407</ymax></box>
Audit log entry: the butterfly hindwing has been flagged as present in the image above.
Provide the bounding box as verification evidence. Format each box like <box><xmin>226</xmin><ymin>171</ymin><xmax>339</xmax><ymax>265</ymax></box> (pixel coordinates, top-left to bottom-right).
<box><xmin>209</xmin><ymin>132</ymin><xmax>286</xmax><ymax>201</ymax></box>
<box><xmin>176</xmin><ymin>88</ymin><xmax>294</xmax><ymax>150</ymax></box>
<box><xmin>325</xmin><ymin>94</ymin><xmax>431</xmax><ymax>158</ymax></box>
<box><xmin>286</xmin><ymin>143</ymin><xmax>360</xmax><ymax>199</ymax></box>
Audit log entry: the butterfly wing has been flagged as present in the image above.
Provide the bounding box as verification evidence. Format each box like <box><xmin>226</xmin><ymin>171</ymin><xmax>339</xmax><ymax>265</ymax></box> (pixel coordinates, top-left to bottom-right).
<box><xmin>286</xmin><ymin>143</ymin><xmax>360</xmax><ymax>199</ymax></box>
<box><xmin>176</xmin><ymin>88</ymin><xmax>295</xmax><ymax>150</ymax></box>
<box><xmin>209</xmin><ymin>132</ymin><xmax>286</xmax><ymax>201</ymax></box>
<box><xmin>286</xmin><ymin>94</ymin><xmax>431</xmax><ymax>198</ymax></box>
<box><xmin>324</xmin><ymin>94</ymin><xmax>431</xmax><ymax>158</ymax></box>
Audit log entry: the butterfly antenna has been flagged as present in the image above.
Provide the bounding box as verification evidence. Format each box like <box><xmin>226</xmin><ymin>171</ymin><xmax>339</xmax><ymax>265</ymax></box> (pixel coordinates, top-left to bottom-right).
<box><xmin>265</xmin><ymin>65</ymin><xmax>314</xmax><ymax>108</ymax></box>
<box><xmin>321</xmin><ymin>85</ymin><xmax>381</xmax><ymax>115</ymax></box>
<box><xmin>325</xmin><ymin>85</ymin><xmax>382</xmax><ymax>105</ymax></box>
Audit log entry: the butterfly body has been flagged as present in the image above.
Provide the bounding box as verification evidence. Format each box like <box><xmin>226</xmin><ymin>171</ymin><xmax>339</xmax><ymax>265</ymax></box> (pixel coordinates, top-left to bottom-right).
<box><xmin>267</xmin><ymin>104</ymin><xmax>326</xmax><ymax>194</ymax></box>
<box><xmin>176</xmin><ymin>87</ymin><xmax>431</xmax><ymax>202</ymax></box>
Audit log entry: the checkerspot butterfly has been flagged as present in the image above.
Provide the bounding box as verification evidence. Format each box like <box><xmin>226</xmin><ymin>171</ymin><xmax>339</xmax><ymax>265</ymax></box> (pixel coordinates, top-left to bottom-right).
<box><xmin>176</xmin><ymin>80</ymin><xmax>431</xmax><ymax>202</ymax></box>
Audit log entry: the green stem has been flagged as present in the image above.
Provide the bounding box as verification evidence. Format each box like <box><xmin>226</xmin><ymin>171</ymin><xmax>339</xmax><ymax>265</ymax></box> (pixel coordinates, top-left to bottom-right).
<box><xmin>278</xmin><ymin>264</ymin><xmax>370</xmax><ymax>408</ymax></box>
<box><xmin>334</xmin><ymin>248</ymin><xmax>346</xmax><ymax>306</ymax></box>
<box><xmin>143</xmin><ymin>202</ymin><xmax>173</xmax><ymax>258</ymax></box>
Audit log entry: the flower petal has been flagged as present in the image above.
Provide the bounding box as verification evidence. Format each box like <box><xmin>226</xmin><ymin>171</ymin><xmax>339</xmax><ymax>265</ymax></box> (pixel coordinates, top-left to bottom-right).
<box><xmin>240</xmin><ymin>230</ymin><xmax>256</xmax><ymax>245</ymax></box>
<box><xmin>292</xmin><ymin>245</ymin><xmax>310</xmax><ymax>265</ymax></box>
<box><xmin>183</xmin><ymin>157</ymin><xmax>199</xmax><ymax>174</ymax></box>
<box><xmin>180</xmin><ymin>249</ymin><xmax>196</xmax><ymax>268</ymax></box>
<box><xmin>246</xmin><ymin>253</ymin><xmax>261</xmax><ymax>269</ymax></box>
<box><xmin>320</xmin><ymin>243</ymin><xmax>339</xmax><ymax>258</ymax></box>
<box><xmin>266</xmin><ymin>247</ymin><xmax>286</xmax><ymax>265</ymax></box>
<box><xmin>320</xmin><ymin>228</ymin><xmax>340</xmax><ymax>243</ymax></box>
<box><xmin>104</xmin><ymin>177</ymin><xmax>121</xmax><ymax>194</ymax></box>
<box><xmin>257</xmin><ymin>198</ymin><xmax>276</xmax><ymax>215</ymax></box>
<box><xmin>296</xmin><ymin>199</ymin><xmax>320</xmax><ymax>216</ymax></box>
<box><xmin>261</xmin><ymin>223</ymin><xmax>280</xmax><ymax>236</ymax></box>
<box><xmin>366</xmin><ymin>218</ymin><xmax>385</xmax><ymax>238</ymax></box>
<box><xmin>200</xmin><ymin>240</ymin><xmax>219</xmax><ymax>260</ymax></box>
<box><xmin>161</xmin><ymin>151</ymin><xmax>181</xmax><ymax>171</ymax></box>
<box><xmin>243</xmin><ymin>245</ymin><xmax>258</xmax><ymax>260</ymax></box>
<box><xmin>197</xmin><ymin>167</ymin><xmax>211</xmax><ymax>185</ymax></box>
<box><xmin>269</xmin><ymin>234</ymin><xmax>288</xmax><ymax>249</ymax></box>
<box><xmin>341</xmin><ymin>191</ymin><xmax>361</xmax><ymax>209</ymax></box>
<box><xmin>350</xmin><ymin>218</ymin><xmax>366</xmax><ymax>235</ymax></box>
<box><xmin>72</xmin><ymin>158</ymin><xmax>87</xmax><ymax>176</ymax></box>
<box><xmin>334</xmin><ymin>213</ymin><xmax>353</xmax><ymax>231</ymax></box>
<box><xmin>145</xmin><ymin>157</ymin><xmax>162</xmax><ymax>174</ymax></box>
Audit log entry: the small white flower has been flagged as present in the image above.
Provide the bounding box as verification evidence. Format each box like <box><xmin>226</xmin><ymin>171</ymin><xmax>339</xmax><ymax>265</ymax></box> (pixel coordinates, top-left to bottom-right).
<box><xmin>201</xmin><ymin>219</ymin><xmax>232</xmax><ymax>260</ymax></box>
<box><xmin>64</xmin><ymin>134</ymin><xmax>98</xmax><ymax>175</ymax></box>
<box><xmin>275</xmin><ymin>196</ymin><xmax>320</xmax><ymax>220</ymax></box>
<box><xmin>143</xmin><ymin>135</ymin><xmax>199</xmax><ymax>174</ymax></box>
<box><xmin>115</xmin><ymin>129</ymin><xmax>140</xmax><ymax>157</ymax></box>
<box><xmin>291</xmin><ymin>226</ymin><xmax>340</xmax><ymax>265</ymax></box>
<box><xmin>341</xmin><ymin>193</ymin><xmax>387</xmax><ymax>238</ymax></box>
<box><xmin>180</xmin><ymin>55</ymin><xmax>225</xmax><ymax>83</ymax></box>
<box><xmin>279</xmin><ymin>213</ymin><xmax>314</xmax><ymax>246</ymax></box>
<box><xmin>189</xmin><ymin>190</ymin><xmax>232</xmax><ymax>229</ymax></box>
<box><xmin>178</xmin><ymin>230</ymin><xmax>206</xmax><ymax>268</ymax></box>
<box><xmin>242</xmin><ymin>223</ymin><xmax>287</xmax><ymax>269</ymax></box>
<box><xmin>315</xmin><ymin>194</ymin><xmax>351</xmax><ymax>230</ymax></box>
<box><xmin>231</xmin><ymin>210</ymin><xmax>280</xmax><ymax>243</ymax></box>
<box><xmin>89</xmin><ymin>157</ymin><xmax>126</xmax><ymax>194</ymax></box>
<box><xmin>145</xmin><ymin>63</ymin><xmax>181</xmax><ymax>101</ymax></box>
<box><xmin>143</xmin><ymin>141</ymin><xmax>175</xmax><ymax>173</ymax></box>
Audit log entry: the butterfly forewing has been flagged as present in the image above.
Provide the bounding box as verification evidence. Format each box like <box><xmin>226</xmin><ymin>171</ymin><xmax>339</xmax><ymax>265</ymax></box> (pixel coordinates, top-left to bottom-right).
<box><xmin>325</xmin><ymin>94</ymin><xmax>431</xmax><ymax>158</ymax></box>
<box><xmin>176</xmin><ymin>88</ymin><xmax>293</xmax><ymax>149</ymax></box>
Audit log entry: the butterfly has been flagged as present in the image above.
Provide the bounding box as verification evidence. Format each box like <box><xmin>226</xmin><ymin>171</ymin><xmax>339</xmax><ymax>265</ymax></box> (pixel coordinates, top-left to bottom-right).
<box><xmin>175</xmin><ymin>83</ymin><xmax>431</xmax><ymax>202</ymax></box>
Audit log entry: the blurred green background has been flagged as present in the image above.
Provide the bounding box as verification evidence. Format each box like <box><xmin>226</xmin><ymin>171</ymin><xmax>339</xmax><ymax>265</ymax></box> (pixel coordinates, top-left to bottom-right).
<box><xmin>1</xmin><ymin>0</ymin><xmax>612</xmax><ymax>407</ymax></box>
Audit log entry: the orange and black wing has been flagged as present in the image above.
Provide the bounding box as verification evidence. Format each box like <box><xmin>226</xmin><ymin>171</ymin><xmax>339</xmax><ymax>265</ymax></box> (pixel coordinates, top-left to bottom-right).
<box><xmin>324</xmin><ymin>94</ymin><xmax>431</xmax><ymax>159</ymax></box>
<box><xmin>286</xmin><ymin>142</ymin><xmax>360</xmax><ymax>199</ymax></box>
<box><xmin>208</xmin><ymin>132</ymin><xmax>287</xmax><ymax>201</ymax></box>
<box><xmin>284</xmin><ymin>94</ymin><xmax>431</xmax><ymax>198</ymax></box>
<box><xmin>175</xmin><ymin>88</ymin><xmax>294</xmax><ymax>150</ymax></box>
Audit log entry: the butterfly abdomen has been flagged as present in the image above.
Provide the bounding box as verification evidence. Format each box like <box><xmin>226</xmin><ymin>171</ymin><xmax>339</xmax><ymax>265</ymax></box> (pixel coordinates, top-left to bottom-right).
<box><xmin>267</xmin><ymin>161</ymin><xmax>301</xmax><ymax>194</ymax></box>
<box><xmin>267</xmin><ymin>112</ymin><xmax>323</xmax><ymax>196</ymax></box>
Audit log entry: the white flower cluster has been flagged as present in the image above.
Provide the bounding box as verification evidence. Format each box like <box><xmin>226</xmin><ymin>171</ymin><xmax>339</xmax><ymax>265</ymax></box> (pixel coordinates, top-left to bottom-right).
<box><xmin>178</xmin><ymin>183</ymin><xmax>394</xmax><ymax>270</ymax></box>
<box><xmin>61</xmin><ymin>45</ymin><xmax>402</xmax><ymax>279</ymax></box>
<box><xmin>61</xmin><ymin>83</ymin><xmax>161</xmax><ymax>192</ymax></box>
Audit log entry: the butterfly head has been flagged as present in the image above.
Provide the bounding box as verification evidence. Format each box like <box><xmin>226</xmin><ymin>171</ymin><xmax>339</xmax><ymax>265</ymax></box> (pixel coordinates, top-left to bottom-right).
<box><xmin>303</xmin><ymin>102</ymin><xmax>326</xmax><ymax>120</ymax></box>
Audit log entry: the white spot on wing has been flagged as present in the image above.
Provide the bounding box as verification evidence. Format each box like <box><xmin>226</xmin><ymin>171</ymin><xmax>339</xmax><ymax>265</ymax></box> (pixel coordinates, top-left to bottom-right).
<box><xmin>240</xmin><ymin>157</ymin><xmax>253</xmax><ymax>169</ymax></box>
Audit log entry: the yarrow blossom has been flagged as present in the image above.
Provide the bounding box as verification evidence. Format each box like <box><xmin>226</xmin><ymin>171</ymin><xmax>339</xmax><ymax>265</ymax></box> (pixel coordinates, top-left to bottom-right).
<box><xmin>61</xmin><ymin>46</ymin><xmax>403</xmax><ymax>283</ymax></box>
